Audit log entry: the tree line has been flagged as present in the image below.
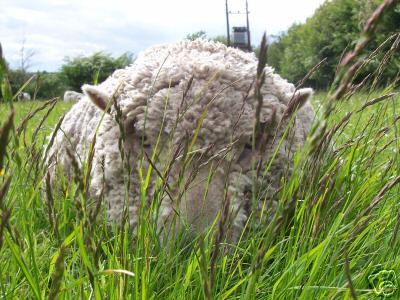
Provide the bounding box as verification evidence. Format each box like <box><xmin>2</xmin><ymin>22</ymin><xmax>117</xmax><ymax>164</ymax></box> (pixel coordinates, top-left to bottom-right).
<box><xmin>0</xmin><ymin>51</ymin><xmax>133</xmax><ymax>101</ymax></box>
<box><xmin>267</xmin><ymin>0</ymin><xmax>400</xmax><ymax>89</ymax></box>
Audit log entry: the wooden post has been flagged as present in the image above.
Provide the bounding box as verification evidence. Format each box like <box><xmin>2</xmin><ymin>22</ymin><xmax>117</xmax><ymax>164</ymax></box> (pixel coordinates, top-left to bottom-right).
<box><xmin>245</xmin><ymin>0</ymin><xmax>251</xmax><ymax>51</ymax></box>
<box><xmin>226</xmin><ymin>0</ymin><xmax>231</xmax><ymax>46</ymax></box>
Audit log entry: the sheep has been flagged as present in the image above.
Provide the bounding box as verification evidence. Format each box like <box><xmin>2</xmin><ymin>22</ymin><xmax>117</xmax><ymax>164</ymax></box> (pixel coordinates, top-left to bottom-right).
<box><xmin>46</xmin><ymin>39</ymin><xmax>314</xmax><ymax>244</ymax></box>
<box><xmin>17</xmin><ymin>92</ymin><xmax>31</xmax><ymax>101</ymax></box>
<box><xmin>63</xmin><ymin>90</ymin><xmax>83</xmax><ymax>102</ymax></box>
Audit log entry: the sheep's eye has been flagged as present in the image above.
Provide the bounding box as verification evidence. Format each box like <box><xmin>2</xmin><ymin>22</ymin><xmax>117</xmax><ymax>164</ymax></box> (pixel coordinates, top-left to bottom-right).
<box><xmin>244</xmin><ymin>143</ymin><xmax>252</xmax><ymax>150</ymax></box>
<box><xmin>237</xmin><ymin>143</ymin><xmax>253</xmax><ymax>166</ymax></box>
<box><xmin>142</xmin><ymin>135</ymin><xmax>150</xmax><ymax>147</ymax></box>
<box><xmin>124</xmin><ymin>119</ymin><xmax>136</xmax><ymax>134</ymax></box>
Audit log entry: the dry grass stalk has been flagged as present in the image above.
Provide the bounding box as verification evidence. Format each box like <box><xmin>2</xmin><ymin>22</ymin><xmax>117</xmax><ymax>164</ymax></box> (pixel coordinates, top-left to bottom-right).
<box><xmin>390</xmin><ymin>209</ymin><xmax>400</xmax><ymax>247</ymax></box>
<box><xmin>372</xmin><ymin>33</ymin><xmax>400</xmax><ymax>88</ymax></box>
<box><xmin>0</xmin><ymin>109</ymin><xmax>14</xmax><ymax>171</ymax></box>
<box><xmin>48</xmin><ymin>246</ymin><xmax>66</xmax><ymax>300</ymax></box>
<box><xmin>0</xmin><ymin>207</ymin><xmax>12</xmax><ymax>249</ymax></box>
<box><xmin>30</xmin><ymin>98</ymin><xmax>59</xmax><ymax>142</ymax></box>
<box><xmin>0</xmin><ymin>107</ymin><xmax>13</xmax><ymax>250</ymax></box>
<box><xmin>348</xmin><ymin>175</ymin><xmax>400</xmax><ymax>245</ymax></box>
<box><xmin>181</xmin><ymin>74</ymin><xmax>194</xmax><ymax>105</ymax></box>
<box><xmin>42</xmin><ymin>114</ymin><xmax>66</xmax><ymax>165</ymax></box>
<box><xmin>295</xmin><ymin>57</ymin><xmax>327</xmax><ymax>89</ymax></box>
<box><xmin>344</xmin><ymin>247</ymin><xmax>358</xmax><ymax>299</ymax></box>
<box><xmin>255</xmin><ymin>106</ymin><xmax>277</xmax><ymax>177</ymax></box>
<box><xmin>253</xmin><ymin>32</ymin><xmax>267</xmax><ymax>143</ymax></box>
<box><xmin>0</xmin><ymin>174</ymin><xmax>12</xmax><ymax>208</ymax></box>
<box><xmin>284</xmin><ymin>92</ymin><xmax>309</xmax><ymax>119</ymax></box>
<box><xmin>272</xmin><ymin>189</ymin><xmax>298</xmax><ymax>239</ymax></box>
<box><xmin>210</xmin><ymin>162</ymin><xmax>231</xmax><ymax>287</ymax></box>
<box><xmin>318</xmin><ymin>112</ymin><xmax>353</xmax><ymax>155</ymax></box>
<box><xmin>65</xmin><ymin>148</ymin><xmax>86</xmax><ymax>219</ymax></box>
<box><xmin>0</xmin><ymin>173</ymin><xmax>12</xmax><ymax>250</ymax></box>
<box><xmin>89</xmin><ymin>172</ymin><xmax>105</xmax><ymax>225</ymax></box>
<box><xmin>143</xmin><ymin>151</ymin><xmax>174</xmax><ymax>201</ymax></box>
<box><xmin>84</xmin><ymin>134</ymin><xmax>96</xmax><ymax>194</ymax></box>
<box><xmin>357</xmin><ymin>92</ymin><xmax>397</xmax><ymax>112</ymax></box>
<box><xmin>45</xmin><ymin>172</ymin><xmax>60</xmax><ymax>241</ymax></box>
<box><xmin>197</xmin><ymin>236</ymin><xmax>212</xmax><ymax>300</ymax></box>
<box><xmin>331</xmin><ymin>61</ymin><xmax>363</xmax><ymax>102</ymax></box>
<box><xmin>233</xmin><ymin>78</ymin><xmax>255</xmax><ymax>133</ymax></box>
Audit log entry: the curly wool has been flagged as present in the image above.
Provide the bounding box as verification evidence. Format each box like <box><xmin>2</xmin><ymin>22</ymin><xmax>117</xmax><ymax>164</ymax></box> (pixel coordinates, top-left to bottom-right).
<box><xmin>46</xmin><ymin>39</ymin><xmax>314</xmax><ymax>242</ymax></box>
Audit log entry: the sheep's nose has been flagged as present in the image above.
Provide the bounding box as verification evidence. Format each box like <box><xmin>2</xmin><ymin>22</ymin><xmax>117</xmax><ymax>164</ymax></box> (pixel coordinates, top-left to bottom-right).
<box><xmin>178</xmin><ymin>163</ymin><xmax>226</xmax><ymax>235</ymax></box>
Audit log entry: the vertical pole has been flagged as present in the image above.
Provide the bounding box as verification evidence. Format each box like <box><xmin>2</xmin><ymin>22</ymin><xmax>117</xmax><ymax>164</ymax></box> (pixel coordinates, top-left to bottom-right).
<box><xmin>226</xmin><ymin>0</ymin><xmax>231</xmax><ymax>46</ymax></box>
<box><xmin>245</xmin><ymin>0</ymin><xmax>251</xmax><ymax>51</ymax></box>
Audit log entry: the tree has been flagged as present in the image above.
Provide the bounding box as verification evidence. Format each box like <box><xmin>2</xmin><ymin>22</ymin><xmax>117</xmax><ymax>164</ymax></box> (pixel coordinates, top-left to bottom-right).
<box><xmin>267</xmin><ymin>0</ymin><xmax>400</xmax><ymax>89</ymax></box>
<box><xmin>60</xmin><ymin>51</ymin><xmax>134</xmax><ymax>91</ymax></box>
<box><xmin>211</xmin><ymin>35</ymin><xmax>229</xmax><ymax>45</ymax></box>
<box><xmin>266</xmin><ymin>34</ymin><xmax>286</xmax><ymax>72</ymax></box>
<box><xmin>185</xmin><ymin>31</ymin><xmax>229</xmax><ymax>45</ymax></box>
<box><xmin>186</xmin><ymin>30</ymin><xmax>207</xmax><ymax>41</ymax></box>
<box><xmin>19</xmin><ymin>38</ymin><xmax>36</xmax><ymax>72</ymax></box>
<box><xmin>2</xmin><ymin>39</ymin><xmax>37</xmax><ymax>100</ymax></box>
<box><xmin>31</xmin><ymin>72</ymin><xmax>67</xmax><ymax>99</ymax></box>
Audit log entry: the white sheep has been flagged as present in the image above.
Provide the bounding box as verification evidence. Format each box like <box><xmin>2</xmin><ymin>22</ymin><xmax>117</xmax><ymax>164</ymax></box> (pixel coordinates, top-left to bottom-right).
<box><xmin>46</xmin><ymin>39</ymin><xmax>314</xmax><ymax>243</ymax></box>
<box><xmin>17</xmin><ymin>92</ymin><xmax>31</xmax><ymax>101</ymax></box>
<box><xmin>63</xmin><ymin>90</ymin><xmax>83</xmax><ymax>102</ymax></box>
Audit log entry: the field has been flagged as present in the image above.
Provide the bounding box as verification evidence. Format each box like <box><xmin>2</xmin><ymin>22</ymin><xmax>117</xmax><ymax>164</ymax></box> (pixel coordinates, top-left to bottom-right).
<box><xmin>0</xmin><ymin>85</ymin><xmax>399</xmax><ymax>299</ymax></box>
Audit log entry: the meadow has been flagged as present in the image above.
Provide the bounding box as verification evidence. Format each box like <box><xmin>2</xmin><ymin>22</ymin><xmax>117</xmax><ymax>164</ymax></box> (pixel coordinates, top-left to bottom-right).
<box><xmin>0</xmin><ymin>82</ymin><xmax>399</xmax><ymax>299</ymax></box>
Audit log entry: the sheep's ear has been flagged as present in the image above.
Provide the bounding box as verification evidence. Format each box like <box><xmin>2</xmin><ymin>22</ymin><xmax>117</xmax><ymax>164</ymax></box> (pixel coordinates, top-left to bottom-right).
<box><xmin>292</xmin><ymin>88</ymin><xmax>313</xmax><ymax>106</ymax></box>
<box><xmin>82</xmin><ymin>84</ymin><xmax>110</xmax><ymax>113</ymax></box>
<box><xmin>284</xmin><ymin>88</ymin><xmax>313</xmax><ymax>117</ymax></box>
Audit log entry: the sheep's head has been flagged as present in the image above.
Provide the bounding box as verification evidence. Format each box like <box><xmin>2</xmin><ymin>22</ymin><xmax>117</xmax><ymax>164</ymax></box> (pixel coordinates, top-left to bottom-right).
<box><xmin>81</xmin><ymin>73</ymin><xmax>314</xmax><ymax>244</ymax></box>
<box><xmin>82</xmin><ymin>82</ymin><xmax>240</xmax><ymax>240</ymax></box>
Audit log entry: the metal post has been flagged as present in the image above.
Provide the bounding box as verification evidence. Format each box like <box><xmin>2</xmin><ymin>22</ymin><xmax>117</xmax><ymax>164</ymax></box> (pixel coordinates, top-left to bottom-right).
<box><xmin>245</xmin><ymin>0</ymin><xmax>251</xmax><ymax>51</ymax></box>
<box><xmin>226</xmin><ymin>0</ymin><xmax>231</xmax><ymax>46</ymax></box>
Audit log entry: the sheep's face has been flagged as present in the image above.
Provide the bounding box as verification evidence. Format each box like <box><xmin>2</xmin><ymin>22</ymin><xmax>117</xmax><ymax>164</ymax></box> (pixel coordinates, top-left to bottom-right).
<box><xmin>82</xmin><ymin>81</ymin><xmax>313</xmax><ymax>243</ymax></box>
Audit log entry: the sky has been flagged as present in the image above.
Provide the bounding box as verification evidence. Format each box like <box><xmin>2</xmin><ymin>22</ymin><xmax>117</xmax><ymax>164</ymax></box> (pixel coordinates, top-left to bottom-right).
<box><xmin>0</xmin><ymin>0</ymin><xmax>326</xmax><ymax>72</ymax></box>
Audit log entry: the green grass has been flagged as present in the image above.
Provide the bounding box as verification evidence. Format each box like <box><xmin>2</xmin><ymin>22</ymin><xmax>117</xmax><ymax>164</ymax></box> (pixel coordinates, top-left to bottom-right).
<box><xmin>0</xmin><ymin>100</ymin><xmax>73</xmax><ymax>141</ymax></box>
<box><xmin>0</xmin><ymin>88</ymin><xmax>399</xmax><ymax>299</ymax></box>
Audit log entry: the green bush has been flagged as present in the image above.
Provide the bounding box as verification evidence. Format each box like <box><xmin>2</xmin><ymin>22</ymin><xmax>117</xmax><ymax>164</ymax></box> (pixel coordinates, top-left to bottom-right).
<box><xmin>1</xmin><ymin>51</ymin><xmax>134</xmax><ymax>101</ymax></box>
<box><xmin>60</xmin><ymin>51</ymin><xmax>134</xmax><ymax>91</ymax></box>
<box><xmin>3</xmin><ymin>70</ymin><xmax>67</xmax><ymax>100</ymax></box>
<box><xmin>185</xmin><ymin>30</ymin><xmax>229</xmax><ymax>45</ymax></box>
<box><xmin>33</xmin><ymin>71</ymin><xmax>68</xmax><ymax>99</ymax></box>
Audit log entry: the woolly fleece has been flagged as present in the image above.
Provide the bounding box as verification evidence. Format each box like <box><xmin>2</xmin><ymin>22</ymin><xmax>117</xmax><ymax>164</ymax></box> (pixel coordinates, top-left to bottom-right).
<box><xmin>46</xmin><ymin>39</ymin><xmax>314</xmax><ymax>243</ymax></box>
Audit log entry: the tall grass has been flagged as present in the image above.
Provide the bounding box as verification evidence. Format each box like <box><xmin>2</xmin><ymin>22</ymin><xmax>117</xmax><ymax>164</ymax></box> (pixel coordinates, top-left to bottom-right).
<box><xmin>1</xmin><ymin>3</ymin><xmax>400</xmax><ymax>299</ymax></box>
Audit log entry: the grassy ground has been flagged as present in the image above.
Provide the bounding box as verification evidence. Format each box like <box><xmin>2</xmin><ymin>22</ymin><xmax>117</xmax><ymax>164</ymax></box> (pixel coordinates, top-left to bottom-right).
<box><xmin>0</xmin><ymin>87</ymin><xmax>399</xmax><ymax>299</ymax></box>
<box><xmin>0</xmin><ymin>100</ymin><xmax>72</xmax><ymax>138</ymax></box>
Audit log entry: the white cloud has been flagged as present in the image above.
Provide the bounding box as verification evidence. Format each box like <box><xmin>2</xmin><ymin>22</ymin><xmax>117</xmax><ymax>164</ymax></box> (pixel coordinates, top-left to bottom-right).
<box><xmin>0</xmin><ymin>0</ymin><xmax>325</xmax><ymax>71</ymax></box>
